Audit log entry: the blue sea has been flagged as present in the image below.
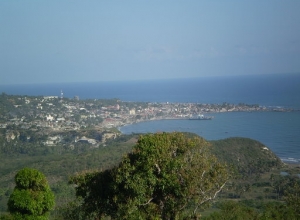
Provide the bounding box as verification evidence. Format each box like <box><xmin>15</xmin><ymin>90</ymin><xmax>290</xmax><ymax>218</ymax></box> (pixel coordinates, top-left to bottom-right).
<box><xmin>120</xmin><ymin>112</ymin><xmax>300</xmax><ymax>163</ymax></box>
<box><xmin>1</xmin><ymin>73</ymin><xmax>300</xmax><ymax>163</ymax></box>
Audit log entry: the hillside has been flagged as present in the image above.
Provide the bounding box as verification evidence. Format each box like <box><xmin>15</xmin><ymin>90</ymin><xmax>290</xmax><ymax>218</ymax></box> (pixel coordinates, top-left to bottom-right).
<box><xmin>0</xmin><ymin>133</ymin><xmax>298</xmax><ymax>219</ymax></box>
<box><xmin>210</xmin><ymin>137</ymin><xmax>283</xmax><ymax>178</ymax></box>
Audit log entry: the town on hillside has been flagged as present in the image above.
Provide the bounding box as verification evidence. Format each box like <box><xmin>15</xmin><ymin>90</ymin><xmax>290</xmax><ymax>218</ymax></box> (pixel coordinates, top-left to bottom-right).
<box><xmin>0</xmin><ymin>93</ymin><xmax>295</xmax><ymax>147</ymax></box>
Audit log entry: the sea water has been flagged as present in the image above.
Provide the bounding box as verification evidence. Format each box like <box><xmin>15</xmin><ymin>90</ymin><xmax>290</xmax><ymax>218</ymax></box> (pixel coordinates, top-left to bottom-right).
<box><xmin>120</xmin><ymin>111</ymin><xmax>300</xmax><ymax>163</ymax></box>
<box><xmin>1</xmin><ymin>73</ymin><xmax>300</xmax><ymax>162</ymax></box>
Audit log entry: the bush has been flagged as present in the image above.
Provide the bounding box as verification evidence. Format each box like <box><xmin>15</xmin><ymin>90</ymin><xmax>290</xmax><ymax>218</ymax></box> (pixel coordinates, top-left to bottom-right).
<box><xmin>7</xmin><ymin>168</ymin><xmax>55</xmax><ymax>220</ymax></box>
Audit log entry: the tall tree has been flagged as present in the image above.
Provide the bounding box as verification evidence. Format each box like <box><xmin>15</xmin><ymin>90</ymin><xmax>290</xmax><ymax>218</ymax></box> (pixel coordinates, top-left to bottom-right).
<box><xmin>70</xmin><ymin>132</ymin><xmax>228</xmax><ymax>219</ymax></box>
<box><xmin>7</xmin><ymin>168</ymin><xmax>55</xmax><ymax>220</ymax></box>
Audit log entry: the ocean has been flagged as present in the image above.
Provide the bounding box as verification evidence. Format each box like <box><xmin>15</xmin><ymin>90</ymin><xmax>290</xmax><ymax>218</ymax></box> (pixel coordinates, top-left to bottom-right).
<box><xmin>1</xmin><ymin>73</ymin><xmax>300</xmax><ymax>162</ymax></box>
<box><xmin>120</xmin><ymin>111</ymin><xmax>300</xmax><ymax>163</ymax></box>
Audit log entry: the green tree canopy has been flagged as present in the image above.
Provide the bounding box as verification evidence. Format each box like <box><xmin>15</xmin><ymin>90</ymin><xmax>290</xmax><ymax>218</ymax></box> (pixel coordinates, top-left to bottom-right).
<box><xmin>70</xmin><ymin>132</ymin><xmax>229</xmax><ymax>219</ymax></box>
<box><xmin>7</xmin><ymin>168</ymin><xmax>55</xmax><ymax>220</ymax></box>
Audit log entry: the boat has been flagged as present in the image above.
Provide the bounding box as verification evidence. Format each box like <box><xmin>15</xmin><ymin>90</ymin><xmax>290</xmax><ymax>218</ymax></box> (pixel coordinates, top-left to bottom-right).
<box><xmin>189</xmin><ymin>114</ymin><xmax>213</xmax><ymax>120</ymax></box>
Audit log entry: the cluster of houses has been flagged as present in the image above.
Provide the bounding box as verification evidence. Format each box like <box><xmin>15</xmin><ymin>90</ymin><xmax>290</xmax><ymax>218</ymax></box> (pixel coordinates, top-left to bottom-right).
<box><xmin>1</xmin><ymin>94</ymin><xmax>281</xmax><ymax>147</ymax></box>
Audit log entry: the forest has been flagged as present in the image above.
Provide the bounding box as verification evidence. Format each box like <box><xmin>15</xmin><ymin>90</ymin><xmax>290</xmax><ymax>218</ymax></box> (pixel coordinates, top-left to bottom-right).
<box><xmin>0</xmin><ymin>130</ymin><xmax>299</xmax><ymax>219</ymax></box>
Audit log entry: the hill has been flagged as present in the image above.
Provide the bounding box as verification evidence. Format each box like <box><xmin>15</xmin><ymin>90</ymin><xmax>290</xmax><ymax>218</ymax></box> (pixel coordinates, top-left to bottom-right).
<box><xmin>0</xmin><ymin>133</ymin><xmax>297</xmax><ymax>219</ymax></box>
<box><xmin>210</xmin><ymin>137</ymin><xmax>283</xmax><ymax>178</ymax></box>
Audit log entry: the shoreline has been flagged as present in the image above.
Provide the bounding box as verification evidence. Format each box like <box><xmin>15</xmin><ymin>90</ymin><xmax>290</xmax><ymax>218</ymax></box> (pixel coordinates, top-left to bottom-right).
<box><xmin>117</xmin><ymin>112</ymin><xmax>300</xmax><ymax>165</ymax></box>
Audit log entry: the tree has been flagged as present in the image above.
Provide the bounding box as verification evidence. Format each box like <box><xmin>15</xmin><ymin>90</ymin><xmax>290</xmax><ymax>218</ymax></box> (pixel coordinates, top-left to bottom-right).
<box><xmin>7</xmin><ymin>168</ymin><xmax>55</xmax><ymax>220</ymax></box>
<box><xmin>70</xmin><ymin>132</ymin><xmax>228</xmax><ymax>219</ymax></box>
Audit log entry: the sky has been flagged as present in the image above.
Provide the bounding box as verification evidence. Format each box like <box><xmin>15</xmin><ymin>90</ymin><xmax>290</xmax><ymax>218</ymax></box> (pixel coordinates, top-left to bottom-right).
<box><xmin>1</xmin><ymin>0</ymin><xmax>300</xmax><ymax>85</ymax></box>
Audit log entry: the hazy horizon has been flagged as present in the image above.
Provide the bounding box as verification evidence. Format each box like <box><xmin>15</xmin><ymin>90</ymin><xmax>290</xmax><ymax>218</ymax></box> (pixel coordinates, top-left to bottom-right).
<box><xmin>1</xmin><ymin>1</ymin><xmax>299</xmax><ymax>85</ymax></box>
<box><xmin>1</xmin><ymin>72</ymin><xmax>299</xmax><ymax>86</ymax></box>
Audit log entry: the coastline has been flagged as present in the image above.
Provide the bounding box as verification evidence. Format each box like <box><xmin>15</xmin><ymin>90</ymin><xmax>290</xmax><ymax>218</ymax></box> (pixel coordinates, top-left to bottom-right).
<box><xmin>117</xmin><ymin>111</ymin><xmax>300</xmax><ymax>165</ymax></box>
<box><xmin>1</xmin><ymin>93</ymin><xmax>299</xmax><ymax>165</ymax></box>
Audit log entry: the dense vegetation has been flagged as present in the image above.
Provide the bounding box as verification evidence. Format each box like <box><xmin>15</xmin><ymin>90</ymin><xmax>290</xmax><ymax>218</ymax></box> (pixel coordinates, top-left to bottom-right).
<box><xmin>0</xmin><ymin>131</ymin><xmax>299</xmax><ymax>219</ymax></box>
<box><xmin>0</xmin><ymin>134</ymin><xmax>138</xmax><ymax>216</ymax></box>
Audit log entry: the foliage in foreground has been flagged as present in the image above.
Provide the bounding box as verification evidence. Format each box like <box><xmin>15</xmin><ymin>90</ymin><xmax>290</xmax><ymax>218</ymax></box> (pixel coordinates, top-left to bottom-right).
<box><xmin>7</xmin><ymin>168</ymin><xmax>55</xmax><ymax>220</ymax></box>
<box><xmin>69</xmin><ymin>132</ymin><xmax>229</xmax><ymax>219</ymax></box>
<box><xmin>1</xmin><ymin>134</ymin><xmax>299</xmax><ymax>219</ymax></box>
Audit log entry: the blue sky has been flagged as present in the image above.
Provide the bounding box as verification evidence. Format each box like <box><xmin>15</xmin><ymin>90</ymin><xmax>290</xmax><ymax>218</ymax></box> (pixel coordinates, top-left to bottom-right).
<box><xmin>1</xmin><ymin>0</ymin><xmax>299</xmax><ymax>85</ymax></box>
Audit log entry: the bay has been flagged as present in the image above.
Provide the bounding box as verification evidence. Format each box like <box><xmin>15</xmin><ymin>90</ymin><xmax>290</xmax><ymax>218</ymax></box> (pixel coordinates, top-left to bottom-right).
<box><xmin>120</xmin><ymin>111</ymin><xmax>300</xmax><ymax>163</ymax></box>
